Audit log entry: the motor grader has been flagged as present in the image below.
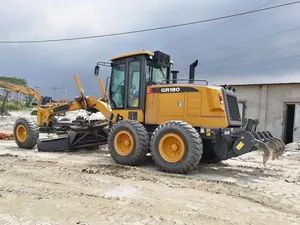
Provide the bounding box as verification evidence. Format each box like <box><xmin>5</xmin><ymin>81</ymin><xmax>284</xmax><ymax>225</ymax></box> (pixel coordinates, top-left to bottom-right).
<box><xmin>12</xmin><ymin>50</ymin><xmax>285</xmax><ymax>174</ymax></box>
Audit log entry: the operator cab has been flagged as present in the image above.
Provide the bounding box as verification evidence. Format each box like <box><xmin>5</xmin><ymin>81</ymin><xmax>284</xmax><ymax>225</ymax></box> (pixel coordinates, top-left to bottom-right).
<box><xmin>94</xmin><ymin>50</ymin><xmax>173</xmax><ymax>111</ymax></box>
<box><xmin>40</xmin><ymin>96</ymin><xmax>53</xmax><ymax>105</ymax></box>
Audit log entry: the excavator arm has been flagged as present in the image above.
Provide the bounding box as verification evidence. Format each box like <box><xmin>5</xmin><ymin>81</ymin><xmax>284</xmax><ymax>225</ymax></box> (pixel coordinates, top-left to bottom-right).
<box><xmin>0</xmin><ymin>80</ymin><xmax>42</xmax><ymax>103</ymax></box>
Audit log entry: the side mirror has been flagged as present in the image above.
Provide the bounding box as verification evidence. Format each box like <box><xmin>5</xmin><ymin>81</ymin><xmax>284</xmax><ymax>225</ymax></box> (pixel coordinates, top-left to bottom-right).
<box><xmin>94</xmin><ymin>65</ymin><xmax>100</xmax><ymax>76</ymax></box>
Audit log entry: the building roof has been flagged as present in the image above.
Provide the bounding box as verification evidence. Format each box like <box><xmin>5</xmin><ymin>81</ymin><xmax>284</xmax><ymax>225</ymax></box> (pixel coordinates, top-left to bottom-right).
<box><xmin>227</xmin><ymin>82</ymin><xmax>300</xmax><ymax>86</ymax></box>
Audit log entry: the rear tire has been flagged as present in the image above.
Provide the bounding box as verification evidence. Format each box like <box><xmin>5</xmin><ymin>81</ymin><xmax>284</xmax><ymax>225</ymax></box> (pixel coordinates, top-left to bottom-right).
<box><xmin>150</xmin><ymin>120</ymin><xmax>203</xmax><ymax>174</ymax></box>
<box><xmin>108</xmin><ymin>120</ymin><xmax>149</xmax><ymax>166</ymax></box>
<box><xmin>13</xmin><ymin>117</ymin><xmax>39</xmax><ymax>149</ymax></box>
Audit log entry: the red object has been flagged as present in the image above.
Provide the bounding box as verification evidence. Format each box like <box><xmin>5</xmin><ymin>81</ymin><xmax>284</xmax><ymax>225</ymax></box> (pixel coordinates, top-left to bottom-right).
<box><xmin>0</xmin><ymin>133</ymin><xmax>13</xmax><ymax>140</ymax></box>
<box><xmin>219</xmin><ymin>94</ymin><xmax>224</xmax><ymax>104</ymax></box>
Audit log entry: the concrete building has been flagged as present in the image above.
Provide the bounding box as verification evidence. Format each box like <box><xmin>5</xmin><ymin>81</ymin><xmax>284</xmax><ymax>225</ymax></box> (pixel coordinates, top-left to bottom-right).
<box><xmin>229</xmin><ymin>82</ymin><xmax>300</xmax><ymax>144</ymax></box>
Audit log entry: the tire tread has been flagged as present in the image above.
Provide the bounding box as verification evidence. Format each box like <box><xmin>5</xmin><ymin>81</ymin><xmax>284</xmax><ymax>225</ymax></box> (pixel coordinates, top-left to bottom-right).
<box><xmin>13</xmin><ymin>117</ymin><xmax>39</xmax><ymax>149</ymax></box>
<box><xmin>108</xmin><ymin>120</ymin><xmax>149</xmax><ymax>166</ymax></box>
<box><xmin>150</xmin><ymin>120</ymin><xmax>203</xmax><ymax>174</ymax></box>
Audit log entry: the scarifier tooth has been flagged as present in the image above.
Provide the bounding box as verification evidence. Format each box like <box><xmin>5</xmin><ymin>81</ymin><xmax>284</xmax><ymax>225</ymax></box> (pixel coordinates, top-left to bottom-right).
<box><xmin>267</xmin><ymin>140</ymin><xmax>279</xmax><ymax>160</ymax></box>
<box><xmin>265</xmin><ymin>144</ymin><xmax>274</xmax><ymax>161</ymax></box>
<box><xmin>249</xmin><ymin>130</ymin><xmax>287</xmax><ymax>165</ymax></box>
<box><xmin>264</xmin><ymin>131</ymin><xmax>286</xmax><ymax>158</ymax></box>
<box><xmin>263</xmin><ymin>149</ymin><xmax>270</xmax><ymax>166</ymax></box>
<box><xmin>253</xmin><ymin>139</ymin><xmax>272</xmax><ymax>166</ymax></box>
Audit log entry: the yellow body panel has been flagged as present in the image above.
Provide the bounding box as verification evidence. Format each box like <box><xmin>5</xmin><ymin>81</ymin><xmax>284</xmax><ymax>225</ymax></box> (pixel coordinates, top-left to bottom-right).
<box><xmin>74</xmin><ymin>74</ymin><xmax>84</xmax><ymax>98</ymax></box>
<box><xmin>110</xmin><ymin>50</ymin><xmax>174</xmax><ymax>64</ymax></box>
<box><xmin>98</xmin><ymin>78</ymin><xmax>107</xmax><ymax>101</ymax></box>
<box><xmin>110</xmin><ymin>50</ymin><xmax>154</xmax><ymax>61</ymax></box>
<box><xmin>145</xmin><ymin>84</ymin><xmax>228</xmax><ymax>128</ymax></box>
<box><xmin>86</xmin><ymin>96</ymin><xmax>111</xmax><ymax>120</ymax></box>
<box><xmin>111</xmin><ymin>110</ymin><xmax>144</xmax><ymax>123</ymax></box>
<box><xmin>159</xmin><ymin>93</ymin><xmax>185</xmax><ymax>117</ymax></box>
<box><xmin>36</xmin><ymin>100</ymin><xmax>82</xmax><ymax>126</ymax></box>
<box><xmin>145</xmin><ymin>93</ymin><xmax>158</xmax><ymax>124</ymax></box>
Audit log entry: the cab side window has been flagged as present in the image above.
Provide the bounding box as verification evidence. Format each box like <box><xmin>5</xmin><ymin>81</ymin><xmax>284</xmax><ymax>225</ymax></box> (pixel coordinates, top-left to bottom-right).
<box><xmin>110</xmin><ymin>63</ymin><xmax>125</xmax><ymax>108</ymax></box>
<box><xmin>128</xmin><ymin>61</ymin><xmax>140</xmax><ymax>108</ymax></box>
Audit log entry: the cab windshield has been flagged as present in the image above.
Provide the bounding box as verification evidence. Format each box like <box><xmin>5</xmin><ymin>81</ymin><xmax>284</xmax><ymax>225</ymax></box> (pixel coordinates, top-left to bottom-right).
<box><xmin>146</xmin><ymin>60</ymin><xmax>167</xmax><ymax>84</ymax></box>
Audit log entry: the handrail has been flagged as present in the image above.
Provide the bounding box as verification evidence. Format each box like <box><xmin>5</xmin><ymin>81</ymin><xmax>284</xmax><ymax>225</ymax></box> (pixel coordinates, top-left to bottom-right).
<box><xmin>161</xmin><ymin>79</ymin><xmax>208</xmax><ymax>85</ymax></box>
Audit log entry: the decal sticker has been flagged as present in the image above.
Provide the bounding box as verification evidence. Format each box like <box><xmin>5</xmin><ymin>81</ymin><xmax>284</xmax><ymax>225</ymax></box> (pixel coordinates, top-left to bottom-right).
<box><xmin>236</xmin><ymin>142</ymin><xmax>244</xmax><ymax>150</ymax></box>
<box><xmin>150</xmin><ymin>87</ymin><xmax>199</xmax><ymax>93</ymax></box>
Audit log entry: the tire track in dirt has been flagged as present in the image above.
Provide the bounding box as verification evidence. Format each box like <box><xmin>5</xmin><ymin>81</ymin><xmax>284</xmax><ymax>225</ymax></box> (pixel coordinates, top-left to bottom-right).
<box><xmin>79</xmin><ymin>163</ymin><xmax>300</xmax><ymax>216</ymax></box>
<box><xmin>1</xmin><ymin>151</ymin><xmax>300</xmax><ymax>224</ymax></box>
<box><xmin>2</xmin><ymin>156</ymin><xmax>299</xmax><ymax>216</ymax></box>
<box><xmin>0</xmin><ymin>203</ymin><xmax>30</xmax><ymax>225</ymax></box>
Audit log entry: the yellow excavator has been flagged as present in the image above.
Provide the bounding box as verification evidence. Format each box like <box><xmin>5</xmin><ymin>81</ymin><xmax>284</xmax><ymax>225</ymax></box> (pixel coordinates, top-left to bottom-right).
<box><xmin>12</xmin><ymin>50</ymin><xmax>286</xmax><ymax>174</ymax></box>
<box><xmin>0</xmin><ymin>80</ymin><xmax>66</xmax><ymax>115</ymax></box>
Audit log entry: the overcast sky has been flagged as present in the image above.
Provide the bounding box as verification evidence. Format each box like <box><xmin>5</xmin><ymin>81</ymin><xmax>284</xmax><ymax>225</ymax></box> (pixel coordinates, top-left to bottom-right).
<box><xmin>1</xmin><ymin>0</ymin><xmax>300</xmax><ymax>100</ymax></box>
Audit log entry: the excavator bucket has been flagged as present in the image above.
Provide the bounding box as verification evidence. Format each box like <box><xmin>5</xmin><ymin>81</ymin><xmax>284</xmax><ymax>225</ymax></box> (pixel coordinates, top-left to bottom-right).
<box><xmin>242</xmin><ymin>118</ymin><xmax>286</xmax><ymax>165</ymax></box>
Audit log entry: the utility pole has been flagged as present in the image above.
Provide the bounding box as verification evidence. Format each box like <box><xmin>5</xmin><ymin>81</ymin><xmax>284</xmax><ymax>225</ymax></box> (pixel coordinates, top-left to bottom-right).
<box><xmin>62</xmin><ymin>84</ymin><xmax>68</xmax><ymax>101</ymax></box>
<box><xmin>51</xmin><ymin>86</ymin><xmax>59</xmax><ymax>100</ymax></box>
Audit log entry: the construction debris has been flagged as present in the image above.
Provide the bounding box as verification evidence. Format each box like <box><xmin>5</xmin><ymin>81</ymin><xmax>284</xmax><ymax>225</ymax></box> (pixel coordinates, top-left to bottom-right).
<box><xmin>0</xmin><ymin>133</ymin><xmax>13</xmax><ymax>140</ymax></box>
<box><xmin>0</xmin><ymin>109</ymin><xmax>11</xmax><ymax>116</ymax></box>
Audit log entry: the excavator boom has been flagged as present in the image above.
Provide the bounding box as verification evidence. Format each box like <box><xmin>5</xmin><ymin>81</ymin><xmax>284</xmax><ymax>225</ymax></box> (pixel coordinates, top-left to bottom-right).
<box><xmin>0</xmin><ymin>80</ymin><xmax>42</xmax><ymax>102</ymax></box>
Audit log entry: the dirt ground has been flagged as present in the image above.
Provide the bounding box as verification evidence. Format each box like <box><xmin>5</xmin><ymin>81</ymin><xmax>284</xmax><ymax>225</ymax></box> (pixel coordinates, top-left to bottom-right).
<box><xmin>0</xmin><ymin>111</ymin><xmax>300</xmax><ymax>225</ymax></box>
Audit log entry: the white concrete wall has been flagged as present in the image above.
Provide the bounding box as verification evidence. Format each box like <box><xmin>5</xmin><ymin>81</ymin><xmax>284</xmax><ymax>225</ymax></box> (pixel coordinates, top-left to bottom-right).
<box><xmin>232</xmin><ymin>84</ymin><xmax>300</xmax><ymax>140</ymax></box>
<box><xmin>266</xmin><ymin>84</ymin><xmax>300</xmax><ymax>139</ymax></box>
<box><xmin>233</xmin><ymin>85</ymin><xmax>261</xmax><ymax>120</ymax></box>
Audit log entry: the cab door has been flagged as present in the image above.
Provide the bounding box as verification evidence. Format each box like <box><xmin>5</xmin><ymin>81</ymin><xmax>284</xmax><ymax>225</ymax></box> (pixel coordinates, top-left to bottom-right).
<box><xmin>109</xmin><ymin>55</ymin><xmax>146</xmax><ymax>122</ymax></box>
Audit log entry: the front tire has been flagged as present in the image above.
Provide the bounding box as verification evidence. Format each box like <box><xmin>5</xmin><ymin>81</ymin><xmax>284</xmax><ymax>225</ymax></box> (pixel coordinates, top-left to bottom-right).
<box><xmin>108</xmin><ymin>120</ymin><xmax>149</xmax><ymax>166</ymax></box>
<box><xmin>13</xmin><ymin>117</ymin><xmax>39</xmax><ymax>149</ymax></box>
<box><xmin>150</xmin><ymin>120</ymin><xmax>203</xmax><ymax>174</ymax></box>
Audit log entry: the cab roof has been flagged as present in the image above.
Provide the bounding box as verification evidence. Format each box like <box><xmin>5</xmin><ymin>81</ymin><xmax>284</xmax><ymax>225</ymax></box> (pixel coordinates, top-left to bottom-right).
<box><xmin>110</xmin><ymin>50</ymin><xmax>174</xmax><ymax>64</ymax></box>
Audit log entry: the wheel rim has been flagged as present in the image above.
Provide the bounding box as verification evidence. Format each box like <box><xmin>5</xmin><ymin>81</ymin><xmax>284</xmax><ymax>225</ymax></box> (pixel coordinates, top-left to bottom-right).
<box><xmin>159</xmin><ymin>133</ymin><xmax>185</xmax><ymax>163</ymax></box>
<box><xmin>16</xmin><ymin>125</ymin><xmax>27</xmax><ymax>142</ymax></box>
<box><xmin>114</xmin><ymin>130</ymin><xmax>134</xmax><ymax>156</ymax></box>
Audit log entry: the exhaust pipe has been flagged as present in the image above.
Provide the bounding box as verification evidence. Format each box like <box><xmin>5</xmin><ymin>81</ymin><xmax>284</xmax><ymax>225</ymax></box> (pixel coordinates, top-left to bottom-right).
<box><xmin>189</xmin><ymin>60</ymin><xmax>198</xmax><ymax>84</ymax></box>
<box><xmin>171</xmin><ymin>69</ymin><xmax>179</xmax><ymax>84</ymax></box>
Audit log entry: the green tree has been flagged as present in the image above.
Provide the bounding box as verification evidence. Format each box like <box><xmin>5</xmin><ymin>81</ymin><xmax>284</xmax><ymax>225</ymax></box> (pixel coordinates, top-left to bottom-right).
<box><xmin>0</xmin><ymin>76</ymin><xmax>30</xmax><ymax>111</ymax></box>
<box><xmin>0</xmin><ymin>76</ymin><xmax>28</xmax><ymax>86</ymax></box>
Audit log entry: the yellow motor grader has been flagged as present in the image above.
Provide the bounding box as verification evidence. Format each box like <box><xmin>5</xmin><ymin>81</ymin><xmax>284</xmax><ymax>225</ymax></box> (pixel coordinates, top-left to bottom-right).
<box><xmin>12</xmin><ymin>50</ymin><xmax>285</xmax><ymax>174</ymax></box>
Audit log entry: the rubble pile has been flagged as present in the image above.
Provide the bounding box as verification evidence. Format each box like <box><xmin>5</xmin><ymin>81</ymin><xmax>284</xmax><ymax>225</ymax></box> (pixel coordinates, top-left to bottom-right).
<box><xmin>0</xmin><ymin>133</ymin><xmax>14</xmax><ymax>140</ymax></box>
